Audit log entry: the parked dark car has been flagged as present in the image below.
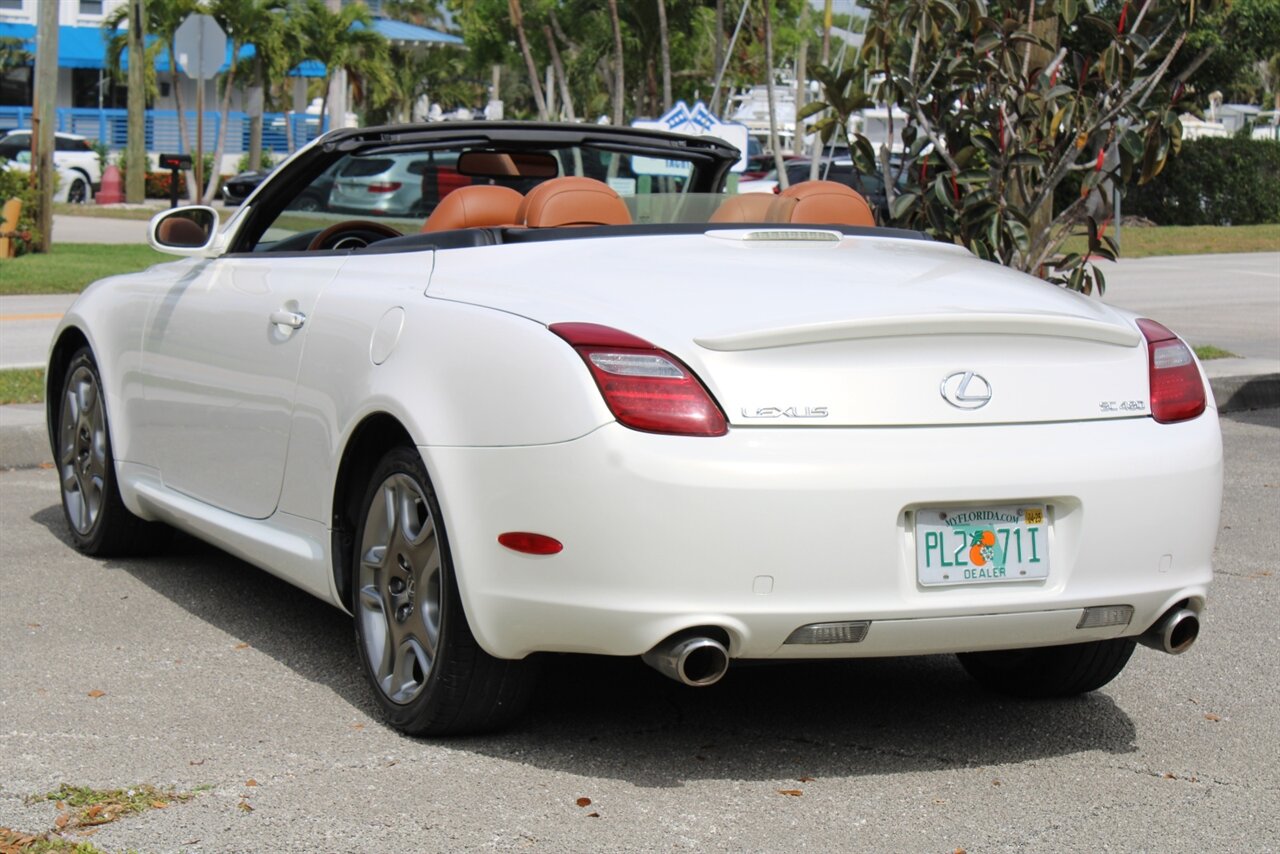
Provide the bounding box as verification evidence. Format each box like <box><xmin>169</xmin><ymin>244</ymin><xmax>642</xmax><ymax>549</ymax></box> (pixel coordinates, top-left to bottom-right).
<box><xmin>222</xmin><ymin>163</ymin><xmax>336</xmax><ymax>210</ymax></box>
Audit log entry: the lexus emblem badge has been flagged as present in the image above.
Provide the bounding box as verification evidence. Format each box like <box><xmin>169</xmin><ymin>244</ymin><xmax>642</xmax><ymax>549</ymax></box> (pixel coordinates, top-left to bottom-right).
<box><xmin>940</xmin><ymin>371</ymin><xmax>993</xmax><ymax>409</ymax></box>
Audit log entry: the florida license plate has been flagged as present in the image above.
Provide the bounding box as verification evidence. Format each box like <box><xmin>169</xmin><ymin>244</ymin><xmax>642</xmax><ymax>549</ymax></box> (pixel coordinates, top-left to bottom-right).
<box><xmin>915</xmin><ymin>505</ymin><xmax>1049</xmax><ymax>586</ymax></box>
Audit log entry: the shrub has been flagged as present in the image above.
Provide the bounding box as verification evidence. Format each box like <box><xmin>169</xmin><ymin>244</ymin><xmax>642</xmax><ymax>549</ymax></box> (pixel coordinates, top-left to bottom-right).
<box><xmin>1124</xmin><ymin>138</ymin><xmax>1280</xmax><ymax>225</ymax></box>
<box><xmin>0</xmin><ymin>158</ymin><xmax>40</xmax><ymax>255</ymax></box>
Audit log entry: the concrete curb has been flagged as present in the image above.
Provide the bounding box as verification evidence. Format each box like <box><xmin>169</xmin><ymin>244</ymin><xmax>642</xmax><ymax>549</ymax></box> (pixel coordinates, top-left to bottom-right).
<box><xmin>2</xmin><ymin>373</ymin><xmax>1277</xmax><ymax>471</ymax></box>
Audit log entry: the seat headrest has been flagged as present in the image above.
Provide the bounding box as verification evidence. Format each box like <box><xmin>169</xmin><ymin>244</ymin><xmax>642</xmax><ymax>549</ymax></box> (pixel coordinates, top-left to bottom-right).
<box><xmin>421</xmin><ymin>185</ymin><xmax>524</xmax><ymax>232</ymax></box>
<box><xmin>518</xmin><ymin>176</ymin><xmax>632</xmax><ymax>227</ymax></box>
<box><xmin>767</xmin><ymin>180</ymin><xmax>875</xmax><ymax>227</ymax></box>
<box><xmin>709</xmin><ymin>193</ymin><xmax>776</xmax><ymax>223</ymax></box>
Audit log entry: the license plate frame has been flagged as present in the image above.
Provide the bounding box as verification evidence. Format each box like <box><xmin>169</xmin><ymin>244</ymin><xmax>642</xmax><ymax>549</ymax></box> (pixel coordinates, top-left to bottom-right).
<box><xmin>915</xmin><ymin>504</ymin><xmax>1049</xmax><ymax>586</ymax></box>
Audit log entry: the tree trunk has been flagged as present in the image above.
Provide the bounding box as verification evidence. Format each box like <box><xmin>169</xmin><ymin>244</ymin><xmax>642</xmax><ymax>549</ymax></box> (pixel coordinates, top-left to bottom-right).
<box><xmin>202</xmin><ymin>60</ymin><xmax>238</xmax><ymax>204</ymax></box>
<box><xmin>794</xmin><ymin>39</ymin><xmax>806</xmax><ymax>157</ymax></box>
<box><xmin>656</xmin><ymin>0</ymin><xmax>672</xmax><ymax>112</ymax></box>
<box><xmin>543</xmin><ymin>25</ymin><xmax>576</xmax><ymax>121</ymax></box>
<box><xmin>608</xmin><ymin>0</ymin><xmax>624</xmax><ymax>123</ymax></box>
<box><xmin>508</xmin><ymin>0</ymin><xmax>548</xmax><ymax>120</ymax></box>
<box><xmin>125</xmin><ymin>0</ymin><xmax>147</xmax><ymax>204</ymax></box>
<box><xmin>762</xmin><ymin>0</ymin><xmax>787</xmax><ymax>188</ymax></box>
<box><xmin>33</xmin><ymin>0</ymin><xmax>57</xmax><ymax>250</ymax></box>
<box><xmin>714</xmin><ymin>0</ymin><xmax>724</xmax><ymax>89</ymax></box>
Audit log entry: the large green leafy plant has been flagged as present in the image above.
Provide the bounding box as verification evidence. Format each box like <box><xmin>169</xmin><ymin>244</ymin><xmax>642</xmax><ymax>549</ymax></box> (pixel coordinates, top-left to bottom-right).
<box><xmin>804</xmin><ymin>0</ymin><xmax>1216</xmax><ymax>293</ymax></box>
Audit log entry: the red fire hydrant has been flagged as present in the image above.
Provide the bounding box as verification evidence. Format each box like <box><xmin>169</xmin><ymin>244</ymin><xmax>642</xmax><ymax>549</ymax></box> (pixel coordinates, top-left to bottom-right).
<box><xmin>96</xmin><ymin>164</ymin><xmax>124</xmax><ymax>204</ymax></box>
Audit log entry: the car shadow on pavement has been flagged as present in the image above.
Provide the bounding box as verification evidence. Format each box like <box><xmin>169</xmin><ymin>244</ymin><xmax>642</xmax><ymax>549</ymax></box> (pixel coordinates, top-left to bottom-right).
<box><xmin>31</xmin><ymin>503</ymin><xmax>1139</xmax><ymax>788</ymax></box>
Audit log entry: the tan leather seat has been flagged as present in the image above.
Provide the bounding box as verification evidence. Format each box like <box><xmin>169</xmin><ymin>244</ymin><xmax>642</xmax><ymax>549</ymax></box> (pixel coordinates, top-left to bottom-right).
<box><xmin>767</xmin><ymin>180</ymin><xmax>876</xmax><ymax>227</ymax></box>
<box><xmin>422</xmin><ymin>185</ymin><xmax>524</xmax><ymax>232</ymax></box>
<box><xmin>517</xmin><ymin>176</ymin><xmax>632</xmax><ymax>227</ymax></box>
<box><xmin>709</xmin><ymin>193</ymin><xmax>776</xmax><ymax>223</ymax></box>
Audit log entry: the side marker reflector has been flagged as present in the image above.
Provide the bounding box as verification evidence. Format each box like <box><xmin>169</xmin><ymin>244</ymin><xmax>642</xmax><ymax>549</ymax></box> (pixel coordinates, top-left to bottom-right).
<box><xmin>498</xmin><ymin>532</ymin><xmax>564</xmax><ymax>555</ymax></box>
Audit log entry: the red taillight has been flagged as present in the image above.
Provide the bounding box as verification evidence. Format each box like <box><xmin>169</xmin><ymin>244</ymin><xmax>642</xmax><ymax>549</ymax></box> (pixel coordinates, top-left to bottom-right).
<box><xmin>550</xmin><ymin>322</ymin><xmax>728</xmax><ymax>437</ymax></box>
<box><xmin>366</xmin><ymin>182</ymin><xmax>402</xmax><ymax>193</ymax></box>
<box><xmin>498</xmin><ymin>532</ymin><xmax>563</xmax><ymax>555</ymax></box>
<box><xmin>1137</xmin><ymin>318</ymin><xmax>1206</xmax><ymax>423</ymax></box>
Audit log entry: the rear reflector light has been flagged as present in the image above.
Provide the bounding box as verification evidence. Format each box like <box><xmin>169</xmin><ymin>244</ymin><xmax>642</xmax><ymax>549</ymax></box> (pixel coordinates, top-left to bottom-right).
<box><xmin>366</xmin><ymin>182</ymin><xmax>402</xmax><ymax>193</ymax></box>
<box><xmin>784</xmin><ymin>621</ymin><xmax>871</xmax><ymax>645</ymax></box>
<box><xmin>498</xmin><ymin>532</ymin><xmax>563</xmax><ymax>555</ymax></box>
<box><xmin>550</xmin><ymin>322</ymin><xmax>728</xmax><ymax>437</ymax></box>
<box><xmin>1137</xmin><ymin>318</ymin><xmax>1206</xmax><ymax>423</ymax></box>
<box><xmin>1077</xmin><ymin>605</ymin><xmax>1135</xmax><ymax>629</ymax></box>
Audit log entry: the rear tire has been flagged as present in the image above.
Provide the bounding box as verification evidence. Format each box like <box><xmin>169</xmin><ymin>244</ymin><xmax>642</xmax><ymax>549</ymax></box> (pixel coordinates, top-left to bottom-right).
<box><xmin>55</xmin><ymin>347</ymin><xmax>167</xmax><ymax>556</ymax></box>
<box><xmin>957</xmin><ymin>638</ymin><xmax>1136</xmax><ymax>698</ymax></box>
<box><xmin>351</xmin><ymin>446</ymin><xmax>537</xmax><ymax>735</ymax></box>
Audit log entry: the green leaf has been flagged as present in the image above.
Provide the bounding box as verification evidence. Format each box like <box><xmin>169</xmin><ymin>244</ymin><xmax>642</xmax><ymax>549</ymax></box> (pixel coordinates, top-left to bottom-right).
<box><xmin>1061</xmin><ymin>0</ymin><xmax>1080</xmax><ymax>25</ymax></box>
<box><xmin>890</xmin><ymin>191</ymin><xmax>920</xmax><ymax>220</ymax></box>
<box><xmin>1091</xmin><ymin>264</ymin><xmax>1107</xmax><ymax>296</ymax></box>
<box><xmin>797</xmin><ymin>101</ymin><xmax>830</xmax><ymax>121</ymax></box>
<box><xmin>973</xmin><ymin>31</ymin><xmax>1002</xmax><ymax>53</ymax></box>
<box><xmin>1009</xmin><ymin>152</ymin><xmax>1043</xmax><ymax>168</ymax></box>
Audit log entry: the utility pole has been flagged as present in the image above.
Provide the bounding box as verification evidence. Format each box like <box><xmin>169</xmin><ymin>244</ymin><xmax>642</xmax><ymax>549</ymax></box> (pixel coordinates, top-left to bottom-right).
<box><xmin>126</xmin><ymin>0</ymin><xmax>147</xmax><ymax>203</ymax></box>
<box><xmin>32</xmin><ymin>0</ymin><xmax>58</xmax><ymax>251</ymax></box>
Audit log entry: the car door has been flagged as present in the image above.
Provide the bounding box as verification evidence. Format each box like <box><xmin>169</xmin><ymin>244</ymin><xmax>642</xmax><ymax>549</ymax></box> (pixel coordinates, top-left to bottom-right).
<box><xmin>138</xmin><ymin>253</ymin><xmax>348</xmax><ymax>519</ymax></box>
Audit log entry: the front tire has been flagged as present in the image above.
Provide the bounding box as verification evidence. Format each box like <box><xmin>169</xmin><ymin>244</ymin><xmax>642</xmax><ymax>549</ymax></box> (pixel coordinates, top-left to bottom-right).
<box><xmin>55</xmin><ymin>347</ymin><xmax>165</xmax><ymax>555</ymax></box>
<box><xmin>958</xmin><ymin>638</ymin><xmax>1137</xmax><ymax>698</ymax></box>
<box><xmin>66</xmin><ymin>174</ymin><xmax>90</xmax><ymax>204</ymax></box>
<box><xmin>352</xmin><ymin>446</ymin><xmax>537</xmax><ymax>735</ymax></box>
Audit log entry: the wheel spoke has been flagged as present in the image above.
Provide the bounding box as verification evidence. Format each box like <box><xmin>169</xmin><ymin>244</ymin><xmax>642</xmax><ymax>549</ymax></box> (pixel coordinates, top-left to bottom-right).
<box><xmin>385</xmin><ymin>637</ymin><xmax>429</xmax><ymax>704</ymax></box>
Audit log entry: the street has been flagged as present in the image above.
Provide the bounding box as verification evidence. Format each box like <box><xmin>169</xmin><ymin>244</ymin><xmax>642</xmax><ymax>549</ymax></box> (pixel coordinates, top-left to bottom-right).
<box><xmin>0</xmin><ymin>408</ymin><xmax>1276</xmax><ymax>852</ymax></box>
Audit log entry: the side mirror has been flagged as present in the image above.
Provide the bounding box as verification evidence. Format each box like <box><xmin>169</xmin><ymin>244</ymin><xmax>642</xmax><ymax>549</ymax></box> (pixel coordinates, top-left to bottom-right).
<box><xmin>149</xmin><ymin>206</ymin><xmax>218</xmax><ymax>256</ymax></box>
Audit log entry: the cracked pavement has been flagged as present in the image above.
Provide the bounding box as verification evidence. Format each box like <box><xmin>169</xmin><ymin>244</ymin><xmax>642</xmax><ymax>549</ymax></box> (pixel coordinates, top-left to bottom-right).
<box><xmin>1</xmin><ymin>409</ymin><xmax>1277</xmax><ymax>852</ymax></box>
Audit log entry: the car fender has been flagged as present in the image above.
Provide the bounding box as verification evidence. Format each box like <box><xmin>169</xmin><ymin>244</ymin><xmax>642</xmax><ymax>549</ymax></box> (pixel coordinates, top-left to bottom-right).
<box><xmin>46</xmin><ymin>260</ymin><xmax>199</xmax><ymax>474</ymax></box>
<box><xmin>276</xmin><ymin>258</ymin><xmax>613</xmax><ymax>527</ymax></box>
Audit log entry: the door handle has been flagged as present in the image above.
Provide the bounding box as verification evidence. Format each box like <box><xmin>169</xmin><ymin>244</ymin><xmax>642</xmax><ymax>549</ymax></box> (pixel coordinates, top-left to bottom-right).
<box><xmin>270</xmin><ymin>309</ymin><xmax>306</xmax><ymax>330</ymax></box>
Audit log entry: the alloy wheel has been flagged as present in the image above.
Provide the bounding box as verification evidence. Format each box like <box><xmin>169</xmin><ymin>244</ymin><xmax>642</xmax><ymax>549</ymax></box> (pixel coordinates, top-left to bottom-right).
<box><xmin>356</xmin><ymin>472</ymin><xmax>443</xmax><ymax>705</ymax></box>
<box><xmin>58</xmin><ymin>365</ymin><xmax>107</xmax><ymax>535</ymax></box>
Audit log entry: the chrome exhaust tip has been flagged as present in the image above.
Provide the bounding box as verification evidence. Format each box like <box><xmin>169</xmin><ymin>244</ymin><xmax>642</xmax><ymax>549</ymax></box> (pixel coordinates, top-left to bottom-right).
<box><xmin>642</xmin><ymin>634</ymin><xmax>730</xmax><ymax>686</ymax></box>
<box><xmin>1138</xmin><ymin>607</ymin><xmax>1200</xmax><ymax>655</ymax></box>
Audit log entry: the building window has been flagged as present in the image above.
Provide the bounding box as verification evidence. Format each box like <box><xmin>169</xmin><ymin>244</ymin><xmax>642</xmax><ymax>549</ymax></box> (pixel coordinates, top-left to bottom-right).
<box><xmin>80</xmin><ymin>0</ymin><xmax>104</xmax><ymax>14</ymax></box>
<box><xmin>0</xmin><ymin>0</ymin><xmax>25</xmax><ymax>12</ymax></box>
<box><xmin>0</xmin><ymin>67</ymin><xmax>32</xmax><ymax>107</ymax></box>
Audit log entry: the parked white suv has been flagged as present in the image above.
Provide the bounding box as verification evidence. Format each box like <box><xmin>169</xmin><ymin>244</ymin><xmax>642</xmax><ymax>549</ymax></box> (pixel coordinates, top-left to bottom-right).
<box><xmin>0</xmin><ymin>130</ymin><xmax>101</xmax><ymax>203</ymax></box>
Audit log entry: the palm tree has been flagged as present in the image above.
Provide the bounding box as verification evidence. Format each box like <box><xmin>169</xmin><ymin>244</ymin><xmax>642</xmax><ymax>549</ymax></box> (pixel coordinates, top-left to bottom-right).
<box><xmin>103</xmin><ymin>0</ymin><xmax>200</xmax><ymax>201</ymax></box>
<box><xmin>223</xmin><ymin>0</ymin><xmax>288</xmax><ymax>175</ymax></box>
<box><xmin>293</xmin><ymin>0</ymin><xmax>389</xmax><ymax>133</ymax></box>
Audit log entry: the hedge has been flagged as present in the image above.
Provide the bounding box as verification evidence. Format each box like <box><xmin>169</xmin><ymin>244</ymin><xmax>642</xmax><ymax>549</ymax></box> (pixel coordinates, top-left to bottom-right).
<box><xmin>1123</xmin><ymin>138</ymin><xmax>1280</xmax><ymax>226</ymax></box>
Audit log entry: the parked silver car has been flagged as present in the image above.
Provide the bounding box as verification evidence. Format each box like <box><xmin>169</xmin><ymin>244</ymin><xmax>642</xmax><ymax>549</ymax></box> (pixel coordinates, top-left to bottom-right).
<box><xmin>327</xmin><ymin>151</ymin><xmax>469</xmax><ymax>218</ymax></box>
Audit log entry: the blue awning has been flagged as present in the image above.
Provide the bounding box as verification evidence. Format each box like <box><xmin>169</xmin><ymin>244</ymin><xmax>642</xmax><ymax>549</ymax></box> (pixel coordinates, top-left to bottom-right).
<box><xmin>0</xmin><ymin>23</ymin><xmax>114</xmax><ymax>69</ymax></box>
<box><xmin>363</xmin><ymin>18</ymin><xmax>464</xmax><ymax>46</ymax></box>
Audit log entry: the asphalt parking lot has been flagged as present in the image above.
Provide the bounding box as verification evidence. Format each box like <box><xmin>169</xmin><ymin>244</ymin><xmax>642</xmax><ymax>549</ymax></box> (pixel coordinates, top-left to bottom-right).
<box><xmin>1</xmin><ymin>407</ymin><xmax>1276</xmax><ymax>852</ymax></box>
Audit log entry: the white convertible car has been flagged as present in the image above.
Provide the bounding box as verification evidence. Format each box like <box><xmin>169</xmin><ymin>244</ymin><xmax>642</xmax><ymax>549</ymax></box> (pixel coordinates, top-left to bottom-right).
<box><xmin>48</xmin><ymin>123</ymin><xmax>1222</xmax><ymax>735</ymax></box>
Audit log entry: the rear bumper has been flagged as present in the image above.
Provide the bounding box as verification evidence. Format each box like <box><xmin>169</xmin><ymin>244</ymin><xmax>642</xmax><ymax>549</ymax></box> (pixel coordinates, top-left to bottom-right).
<box><xmin>425</xmin><ymin>414</ymin><xmax>1222</xmax><ymax>660</ymax></box>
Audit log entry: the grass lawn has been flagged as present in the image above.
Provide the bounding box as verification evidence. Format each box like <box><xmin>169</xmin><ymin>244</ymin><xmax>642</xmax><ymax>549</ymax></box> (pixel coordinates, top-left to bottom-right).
<box><xmin>0</xmin><ymin>367</ymin><xmax>43</xmax><ymax>404</ymax></box>
<box><xmin>0</xmin><ymin>243</ymin><xmax>170</xmax><ymax>295</ymax></box>
<box><xmin>1063</xmin><ymin>223</ymin><xmax>1280</xmax><ymax>258</ymax></box>
<box><xmin>54</xmin><ymin>202</ymin><xmax>236</xmax><ymax>222</ymax></box>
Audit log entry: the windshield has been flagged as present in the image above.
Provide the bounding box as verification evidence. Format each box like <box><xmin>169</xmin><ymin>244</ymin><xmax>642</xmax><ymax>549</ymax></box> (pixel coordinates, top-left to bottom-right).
<box><xmin>249</xmin><ymin>137</ymin><xmax>721</xmax><ymax>252</ymax></box>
